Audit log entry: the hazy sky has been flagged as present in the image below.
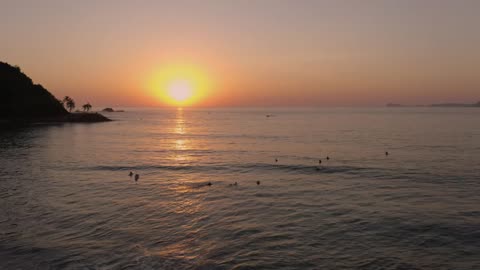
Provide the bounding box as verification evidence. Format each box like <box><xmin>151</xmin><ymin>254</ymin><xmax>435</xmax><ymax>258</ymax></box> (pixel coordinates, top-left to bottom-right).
<box><xmin>1</xmin><ymin>0</ymin><xmax>479</xmax><ymax>107</ymax></box>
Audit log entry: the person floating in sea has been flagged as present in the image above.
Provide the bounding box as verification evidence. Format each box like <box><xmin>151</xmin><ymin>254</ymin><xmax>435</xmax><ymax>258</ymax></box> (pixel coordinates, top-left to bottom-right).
<box><xmin>134</xmin><ymin>174</ymin><xmax>139</xmax><ymax>182</ymax></box>
<box><xmin>326</xmin><ymin>156</ymin><xmax>330</xmax><ymax>160</ymax></box>
<box><xmin>256</xmin><ymin>181</ymin><xmax>261</xmax><ymax>185</ymax></box>
<box><xmin>385</xmin><ymin>151</ymin><xmax>389</xmax><ymax>156</ymax></box>
<box><xmin>129</xmin><ymin>171</ymin><xmax>133</xmax><ymax>177</ymax></box>
<box><xmin>207</xmin><ymin>182</ymin><xmax>212</xmax><ymax>186</ymax></box>
<box><xmin>275</xmin><ymin>158</ymin><xmax>278</xmax><ymax>163</ymax></box>
<box><xmin>319</xmin><ymin>159</ymin><xmax>322</xmax><ymax>164</ymax></box>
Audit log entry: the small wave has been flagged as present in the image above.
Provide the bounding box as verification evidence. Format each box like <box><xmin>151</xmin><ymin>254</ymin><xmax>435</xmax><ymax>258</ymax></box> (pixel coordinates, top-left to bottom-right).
<box><xmin>86</xmin><ymin>164</ymin><xmax>227</xmax><ymax>173</ymax></box>
<box><xmin>78</xmin><ymin>162</ymin><xmax>379</xmax><ymax>178</ymax></box>
<box><xmin>400</xmin><ymin>144</ymin><xmax>459</xmax><ymax>150</ymax></box>
<box><xmin>75</xmin><ymin>162</ymin><xmax>475</xmax><ymax>185</ymax></box>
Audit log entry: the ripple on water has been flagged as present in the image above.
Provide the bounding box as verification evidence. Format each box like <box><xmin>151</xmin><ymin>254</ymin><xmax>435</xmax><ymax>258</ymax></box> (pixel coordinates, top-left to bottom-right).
<box><xmin>1</xmin><ymin>108</ymin><xmax>480</xmax><ymax>269</ymax></box>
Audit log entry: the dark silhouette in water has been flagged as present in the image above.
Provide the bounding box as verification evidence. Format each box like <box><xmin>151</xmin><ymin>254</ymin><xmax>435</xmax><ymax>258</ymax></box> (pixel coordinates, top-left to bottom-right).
<box><xmin>319</xmin><ymin>159</ymin><xmax>322</xmax><ymax>164</ymax></box>
<box><xmin>385</xmin><ymin>151</ymin><xmax>389</xmax><ymax>156</ymax></box>
<box><xmin>134</xmin><ymin>174</ymin><xmax>139</xmax><ymax>182</ymax></box>
<box><xmin>101</xmin><ymin>107</ymin><xmax>124</xmax><ymax>112</ymax></box>
<box><xmin>275</xmin><ymin>158</ymin><xmax>278</xmax><ymax>163</ymax></box>
<box><xmin>256</xmin><ymin>181</ymin><xmax>260</xmax><ymax>185</ymax></box>
<box><xmin>129</xmin><ymin>171</ymin><xmax>133</xmax><ymax>177</ymax></box>
<box><xmin>207</xmin><ymin>182</ymin><xmax>212</xmax><ymax>186</ymax></box>
<box><xmin>326</xmin><ymin>156</ymin><xmax>330</xmax><ymax>160</ymax></box>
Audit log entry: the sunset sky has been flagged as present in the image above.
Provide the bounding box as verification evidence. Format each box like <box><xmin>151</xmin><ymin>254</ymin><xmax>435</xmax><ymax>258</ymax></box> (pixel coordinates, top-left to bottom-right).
<box><xmin>1</xmin><ymin>0</ymin><xmax>479</xmax><ymax>107</ymax></box>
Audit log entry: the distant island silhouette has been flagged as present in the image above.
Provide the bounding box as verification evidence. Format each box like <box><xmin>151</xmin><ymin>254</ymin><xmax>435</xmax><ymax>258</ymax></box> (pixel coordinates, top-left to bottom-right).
<box><xmin>0</xmin><ymin>62</ymin><xmax>111</xmax><ymax>123</ymax></box>
<box><xmin>102</xmin><ymin>107</ymin><xmax>125</xmax><ymax>112</ymax></box>
<box><xmin>386</xmin><ymin>102</ymin><xmax>480</xmax><ymax>108</ymax></box>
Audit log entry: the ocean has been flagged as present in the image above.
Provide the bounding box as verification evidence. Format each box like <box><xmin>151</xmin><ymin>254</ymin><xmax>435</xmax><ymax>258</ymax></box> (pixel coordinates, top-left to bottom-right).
<box><xmin>1</xmin><ymin>107</ymin><xmax>479</xmax><ymax>270</ymax></box>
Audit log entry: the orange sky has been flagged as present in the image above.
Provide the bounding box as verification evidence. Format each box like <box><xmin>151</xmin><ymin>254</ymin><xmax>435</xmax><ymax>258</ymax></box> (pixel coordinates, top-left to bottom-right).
<box><xmin>1</xmin><ymin>1</ymin><xmax>479</xmax><ymax>107</ymax></box>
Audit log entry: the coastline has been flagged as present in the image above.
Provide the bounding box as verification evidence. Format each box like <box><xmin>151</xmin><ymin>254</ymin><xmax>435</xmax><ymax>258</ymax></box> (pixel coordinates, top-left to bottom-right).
<box><xmin>386</xmin><ymin>102</ymin><xmax>480</xmax><ymax>108</ymax></box>
<box><xmin>0</xmin><ymin>112</ymin><xmax>112</xmax><ymax>125</ymax></box>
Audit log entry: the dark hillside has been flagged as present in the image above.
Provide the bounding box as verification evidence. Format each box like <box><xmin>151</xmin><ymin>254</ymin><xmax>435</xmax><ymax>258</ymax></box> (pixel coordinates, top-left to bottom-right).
<box><xmin>0</xmin><ymin>62</ymin><xmax>67</xmax><ymax>117</ymax></box>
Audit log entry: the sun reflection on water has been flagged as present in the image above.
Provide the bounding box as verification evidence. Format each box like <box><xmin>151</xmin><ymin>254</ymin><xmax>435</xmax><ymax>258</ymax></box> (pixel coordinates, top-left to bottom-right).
<box><xmin>174</xmin><ymin>108</ymin><xmax>186</xmax><ymax>135</ymax></box>
<box><xmin>173</xmin><ymin>108</ymin><xmax>190</xmax><ymax>163</ymax></box>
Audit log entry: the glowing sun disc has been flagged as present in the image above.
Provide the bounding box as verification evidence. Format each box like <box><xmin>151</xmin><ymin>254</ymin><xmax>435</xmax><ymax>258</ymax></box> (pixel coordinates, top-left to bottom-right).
<box><xmin>148</xmin><ymin>64</ymin><xmax>212</xmax><ymax>106</ymax></box>
<box><xmin>167</xmin><ymin>80</ymin><xmax>192</xmax><ymax>102</ymax></box>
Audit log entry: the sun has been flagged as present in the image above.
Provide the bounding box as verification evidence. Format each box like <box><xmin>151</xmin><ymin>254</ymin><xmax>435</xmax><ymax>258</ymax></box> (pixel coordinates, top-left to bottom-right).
<box><xmin>149</xmin><ymin>64</ymin><xmax>211</xmax><ymax>106</ymax></box>
<box><xmin>167</xmin><ymin>80</ymin><xmax>193</xmax><ymax>102</ymax></box>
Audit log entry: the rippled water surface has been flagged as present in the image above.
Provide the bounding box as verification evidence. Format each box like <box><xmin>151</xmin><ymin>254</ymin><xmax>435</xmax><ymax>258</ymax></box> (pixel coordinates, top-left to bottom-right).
<box><xmin>1</xmin><ymin>108</ymin><xmax>479</xmax><ymax>270</ymax></box>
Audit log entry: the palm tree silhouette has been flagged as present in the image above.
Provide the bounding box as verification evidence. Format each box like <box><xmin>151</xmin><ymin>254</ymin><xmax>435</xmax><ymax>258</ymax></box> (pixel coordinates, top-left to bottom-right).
<box><xmin>82</xmin><ymin>103</ymin><xmax>92</xmax><ymax>112</ymax></box>
<box><xmin>66</xmin><ymin>99</ymin><xmax>75</xmax><ymax>112</ymax></box>
<box><xmin>62</xmin><ymin>96</ymin><xmax>72</xmax><ymax>110</ymax></box>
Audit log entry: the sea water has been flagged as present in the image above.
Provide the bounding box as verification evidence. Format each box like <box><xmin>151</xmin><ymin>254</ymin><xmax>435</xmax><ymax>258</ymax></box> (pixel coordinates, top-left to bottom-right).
<box><xmin>1</xmin><ymin>108</ymin><xmax>479</xmax><ymax>269</ymax></box>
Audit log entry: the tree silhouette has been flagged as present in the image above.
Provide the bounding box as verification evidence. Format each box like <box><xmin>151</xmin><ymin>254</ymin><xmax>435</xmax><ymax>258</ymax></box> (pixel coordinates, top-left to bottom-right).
<box><xmin>62</xmin><ymin>96</ymin><xmax>71</xmax><ymax>109</ymax></box>
<box><xmin>82</xmin><ymin>103</ymin><xmax>92</xmax><ymax>112</ymax></box>
<box><xmin>66</xmin><ymin>99</ymin><xmax>76</xmax><ymax>112</ymax></box>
